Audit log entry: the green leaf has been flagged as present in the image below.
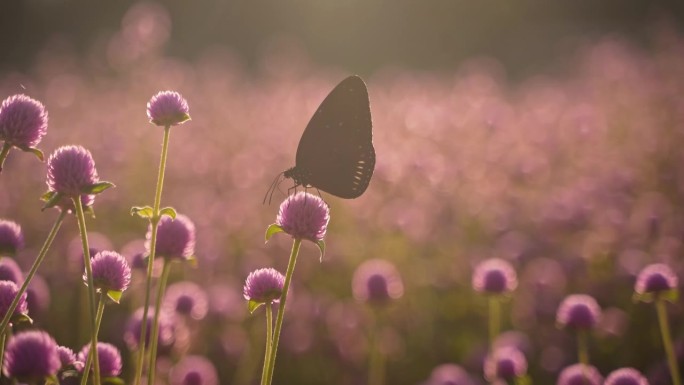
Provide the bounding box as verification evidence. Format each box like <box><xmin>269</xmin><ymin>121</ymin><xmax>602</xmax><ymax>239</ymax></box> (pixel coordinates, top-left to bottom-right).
<box><xmin>633</xmin><ymin>291</ymin><xmax>655</xmax><ymax>304</ymax></box>
<box><xmin>84</xmin><ymin>205</ymin><xmax>96</xmax><ymax>218</ymax></box>
<box><xmin>101</xmin><ymin>377</ymin><xmax>126</xmax><ymax>385</ymax></box>
<box><xmin>44</xmin><ymin>375</ymin><xmax>60</xmax><ymax>385</ymax></box>
<box><xmin>81</xmin><ymin>181</ymin><xmax>115</xmax><ymax>195</ymax></box>
<box><xmin>131</xmin><ymin>206</ymin><xmax>154</xmax><ymax>218</ymax></box>
<box><xmin>41</xmin><ymin>191</ymin><xmax>63</xmax><ymax>211</ymax></box>
<box><xmin>177</xmin><ymin>113</ymin><xmax>191</xmax><ymax>124</ymax></box>
<box><xmin>662</xmin><ymin>289</ymin><xmax>679</xmax><ymax>303</ymax></box>
<box><xmin>18</xmin><ymin>145</ymin><xmax>44</xmax><ymax>161</ymax></box>
<box><xmin>248</xmin><ymin>300</ymin><xmax>264</xmax><ymax>314</ymax></box>
<box><xmin>265</xmin><ymin>224</ymin><xmax>284</xmax><ymax>242</ymax></box>
<box><xmin>515</xmin><ymin>375</ymin><xmax>532</xmax><ymax>385</ymax></box>
<box><xmin>159</xmin><ymin>206</ymin><xmax>177</xmax><ymax>219</ymax></box>
<box><xmin>107</xmin><ymin>290</ymin><xmax>123</xmax><ymax>304</ymax></box>
<box><xmin>12</xmin><ymin>313</ymin><xmax>33</xmax><ymax>325</ymax></box>
<box><xmin>316</xmin><ymin>240</ymin><xmax>326</xmax><ymax>262</ymax></box>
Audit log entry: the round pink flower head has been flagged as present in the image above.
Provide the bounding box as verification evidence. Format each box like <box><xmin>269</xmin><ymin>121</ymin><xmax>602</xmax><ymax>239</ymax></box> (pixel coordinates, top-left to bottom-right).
<box><xmin>472</xmin><ymin>258</ymin><xmax>518</xmax><ymax>294</ymax></box>
<box><xmin>0</xmin><ymin>280</ymin><xmax>28</xmax><ymax>322</ymax></box>
<box><xmin>0</xmin><ymin>94</ymin><xmax>48</xmax><ymax>148</ymax></box>
<box><xmin>0</xmin><ymin>257</ymin><xmax>24</xmax><ymax>284</ymax></box>
<box><xmin>163</xmin><ymin>281</ymin><xmax>209</xmax><ymax>320</ymax></box>
<box><xmin>57</xmin><ymin>346</ymin><xmax>77</xmax><ymax>370</ymax></box>
<box><xmin>169</xmin><ymin>355</ymin><xmax>219</xmax><ymax>385</ymax></box>
<box><xmin>243</xmin><ymin>268</ymin><xmax>285</xmax><ymax>305</ymax></box>
<box><xmin>557</xmin><ymin>363</ymin><xmax>603</xmax><ymax>385</ymax></box>
<box><xmin>124</xmin><ymin>307</ymin><xmax>175</xmax><ymax>351</ymax></box>
<box><xmin>556</xmin><ymin>294</ymin><xmax>602</xmax><ymax>330</ymax></box>
<box><xmin>147</xmin><ymin>91</ymin><xmax>190</xmax><ymax>127</ymax></box>
<box><xmin>87</xmin><ymin>250</ymin><xmax>132</xmax><ymax>294</ymax></box>
<box><xmin>3</xmin><ymin>330</ymin><xmax>60</xmax><ymax>381</ymax></box>
<box><xmin>46</xmin><ymin>145</ymin><xmax>99</xmax><ymax>198</ymax></box>
<box><xmin>604</xmin><ymin>367</ymin><xmax>649</xmax><ymax>385</ymax></box>
<box><xmin>0</xmin><ymin>219</ymin><xmax>23</xmax><ymax>256</ymax></box>
<box><xmin>275</xmin><ymin>192</ymin><xmax>329</xmax><ymax>242</ymax></box>
<box><xmin>146</xmin><ymin>214</ymin><xmax>196</xmax><ymax>261</ymax></box>
<box><xmin>635</xmin><ymin>263</ymin><xmax>678</xmax><ymax>295</ymax></box>
<box><xmin>427</xmin><ymin>363</ymin><xmax>474</xmax><ymax>385</ymax></box>
<box><xmin>484</xmin><ymin>347</ymin><xmax>528</xmax><ymax>382</ymax></box>
<box><xmin>78</xmin><ymin>342</ymin><xmax>122</xmax><ymax>377</ymax></box>
<box><xmin>352</xmin><ymin>259</ymin><xmax>404</xmax><ymax>305</ymax></box>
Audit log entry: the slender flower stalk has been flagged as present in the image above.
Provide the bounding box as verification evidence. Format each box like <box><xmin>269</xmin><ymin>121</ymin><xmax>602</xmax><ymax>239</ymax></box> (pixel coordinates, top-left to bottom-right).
<box><xmin>656</xmin><ymin>299</ymin><xmax>681</xmax><ymax>385</ymax></box>
<box><xmin>556</xmin><ymin>294</ymin><xmax>601</xmax><ymax>366</ymax></box>
<box><xmin>488</xmin><ymin>297</ymin><xmax>501</xmax><ymax>350</ymax></box>
<box><xmin>73</xmin><ymin>196</ymin><xmax>101</xmax><ymax>385</ymax></box>
<box><xmin>80</xmin><ymin>292</ymin><xmax>106</xmax><ymax>385</ymax></box>
<box><xmin>265</xmin><ymin>238</ymin><xmax>301</xmax><ymax>385</ymax></box>
<box><xmin>261</xmin><ymin>305</ymin><xmax>273</xmax><ymax>385</ymax></box>
<box><xmin>0</xmin><ymin>210</ymin><xmax>66</xmax><ymax>335</ymax></box>
<box><xmin>146</xmin><ymin>259</ymin><xmax>172</xmax><ymax>385</ymax></box>
<box><xmin>368</xmin><ymin>313</ymin><xmax>385</xmax><ymax>385</ymax></box>
<box><xmin>133</xmin><ymin>125</ymin><xmax>171</xmax><ymax>385</ymax></box>
<box><xmin>577</xmin><ymin>330</ymin><xmax>589</xmax><ymax>366</ymax></box>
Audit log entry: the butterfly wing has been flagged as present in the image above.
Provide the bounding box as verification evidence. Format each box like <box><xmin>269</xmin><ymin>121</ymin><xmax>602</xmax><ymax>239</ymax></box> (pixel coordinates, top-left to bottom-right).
<box><xmin>295</xmin><ymin>75</ymin><xmax>375</xmax><ymax>198</ymax></box>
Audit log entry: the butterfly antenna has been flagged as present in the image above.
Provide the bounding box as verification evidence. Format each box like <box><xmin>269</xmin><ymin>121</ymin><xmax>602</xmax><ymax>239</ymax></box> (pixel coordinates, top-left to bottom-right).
<box><xmin>263</xmin><ymin>172</ymin><xmax>284</xmax><ymax>205</ymax></box>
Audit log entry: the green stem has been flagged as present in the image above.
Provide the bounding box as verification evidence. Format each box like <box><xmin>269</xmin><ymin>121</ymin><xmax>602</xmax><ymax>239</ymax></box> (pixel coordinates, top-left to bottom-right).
<box><xmin>81</xmin><ymin>293</ymin><xmax>107</xmax><ymax>385</ymax></box>
<box><xmin>0</xmin><ymin>142</ymin><xmax>11</xmax><ymax>172</ymax></box>
<box><xmin>146</xmin><ymin>259</ymin><xmax>172</xmax><ymax>385</ymax></box>
<box><xmin>260</xmin><ymin>304</ymin><xmax>274</xmax><ymax>385</ymax></box>
<box><xmin>0</xmin><ymin>327</ymin><xmax>7</xmax><ymax>376</ymax></box>
<box><xmin>0</xmin><ymin>210</ymin><xmax>66</xmax><ymax>335</ymax></box>
<box><xmin>265</xmin><ymin>238</ymin><xmax>302</xmax><ymax>385</ymax></box>
<box><xmin>133</xmin><ymin>125</ymin><xmax>172</xmax><ymax>385</ymax></box>
<box><xmin>657</xmin><ymin>299</ymin><xmax>681</xmax><ymax>385</ymax></box>
<box><xmin>577</xmin><ymin>330</ymin><xmax>589</xmax><ymax>366</ymax></box>
<box><xmin>368</xmin><ymin>312</ymin><xmax>385</xmax><ymax>385</ymax></box>
<box><xmin>488</xmin><ymin>296</ymin><xmax>500</xmax><ymax>350</ymax></box>
<box><xmin>73</xmin><ymin>197</ymin><xmax>101</xmax><ymax>385</ymax></box>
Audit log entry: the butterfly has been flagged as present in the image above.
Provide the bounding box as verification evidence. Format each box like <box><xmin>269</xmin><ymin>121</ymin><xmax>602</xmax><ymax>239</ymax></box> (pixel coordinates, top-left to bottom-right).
<box><xmin>266</xmin><ymin>75</ymin><xmax>375</xmax><ymax>202</ymax></box>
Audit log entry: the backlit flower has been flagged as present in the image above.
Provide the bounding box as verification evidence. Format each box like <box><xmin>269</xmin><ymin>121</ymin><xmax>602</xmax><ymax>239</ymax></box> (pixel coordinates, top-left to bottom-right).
<box><xmin>556</xmin><ymin>294</ymin><xmax>602</xmax><ymax>330</ymax></box>
<box><xmin>604</xmin><ymin>367</ymin><xmax>648</xmax><ymax>385</ymax></box>
<box><xmin>163</xmin><ymin>281</ymin><xmax>208</xmax><ymax>320</ymax></box>
<box><xmin>635</xmin><ymin>263</ymin><xmax>678</xmax><ymax>295</ymax></box>
<box><xmin>147</xmin><ymin>214</ymin><xmax>196</xmax><ymax>261</ymax></box>
<box><xmin>46</xmin><ymin>145</ymin><xmax>99</xmax><ymax>198</ymax></box>
<box><xmin>88</xmin><ymin>250</ymin><xmax>131</xmax><ymax>293</ymax></box>
<box><xmin>147</xmin><ymin>91</ymin><xmax>190</xmax><ymax>127</ymax></box>
<box><xmin>352</xmin><ymin>259</ymin><xmax>404</xmax><ymax>305</ymax></box>
<box><xmin>275</xmin><ymin>192</ymin><xmax>329</xmax><ymax>242</ymax></box>
<box><xmin>484</xmin><ymin>347</ymin><xmax>527</xmax><ymax>381</ymax></box>
<box><xmin>78</xmin><ymin>342</ymin><xmax>122</xmax><ymax>377</ymax></box>
<box><xmin>169</xmin><ymin>355</ymin><xmax>218</xmax><ymax>385</ymax></box>
<box><xmin>243</xmin><ymin>268</ymin><xmax>285</xmax><ymax>305</ymax></box>
<box><xmin>0</xmin><ymin>94</ymin><xmax>48</xmax><ymax>148</ymax></box>
<box><xmin>557</xmin><ymin>363</ymin><xmax>603</xmax><ymax>385</ymax></box>
<box><xmin>3</xmin><ymin>330</ymin><xmax>60</xmax><ymax>380</ymax></box>
<box><xmin>472</xmin><ymin>258</ymin><xmax>518</xmax><ymax>294</ymax></box>
<box><xmin>0</xmin><ymin>219</ymin><xmax>23</xmax><ymax>256</ymax></box>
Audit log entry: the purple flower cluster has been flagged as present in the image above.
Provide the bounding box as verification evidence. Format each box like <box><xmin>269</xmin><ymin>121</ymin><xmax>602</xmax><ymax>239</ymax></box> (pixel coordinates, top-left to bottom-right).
<box><xmin>556</xmin><ymin>294</ymin><xmax>602</xmax><ymax>330</ymax></box>
<box><xmin>169</xmin><ymin>355</ymin><xmax>218</xmax><ymax>385</ymax></box>
<box><xmin>275</xmin><ymin>192</ymin><xmax>329</xmax><ymax>242</ymax></box>
<box><xmin>635</xmin><ymin>264</ymin><xmax>678</xmax><ymax>295</ymax></box>
<box><xmin>557</xmin><ymin>364</ymin><xmax>603</xmax><ymax>385</ymax></box>
<box><xmin>46</xmin><ymin>145</ymin><xmax>99</xmax><ymax>198</ymax></box>
<box><xmin>147</xmin><ymin>91</ymin><xmax>190</xmax><ymax>127</ymax></box>
<box><xmin>124</xmin><ymin>307</ymin><xmax>175</xmax><ymax>351</ymax></box>
<box><xmin>3</xmin><ymin>330</ymin><xmax>60</xmax><ymax>380</ymax></box>
<box><xmin>483</xmin><ymin>347</ymin><xmax>527</xmax><ymax>382</ymax></box>
<box><xmin>163</xmin><ymin>281</ymin><xmax>209</xmax><ymax>320</ymax></box>
<box><xmin>88</xmin><ymin>250</ymin><xmax>132</xmax><ymax>293</ymax></box>
<box><xmin>352</xmin><ymin>259</ymin><xmax>404</xmax><ymax>304</ymax></box>
<box><xmin>243</xmin><ymin>268</ymin><xmax>285</xmax><ymax>304</ymax></box>
<box><xmin>78</xmin><ymin>342</ymin><xmax>122</xmax><ymax>377</ymax></box>
<box><xmin>0</xmin><ymin>219</ymin><xmax>23</xmax><ymax>256</ymax></box>
<box><xmin>0</xmin><ymin>94</ymin><xmax>48</xmax><ymax>148</ymax></box>
<box><xmin>472</xmin><ymin>258</ymin><xmax>518</xmax><ymax>294</ymax></box>
<box><xmin>147</xmin><ymin>214</ymin><xmax>196</xmax><ymax>261</ymax></box>
<box><xmin>0</xmin><ymin>280</ymin><xmax>28</xmax><ymax>320</ymax></box>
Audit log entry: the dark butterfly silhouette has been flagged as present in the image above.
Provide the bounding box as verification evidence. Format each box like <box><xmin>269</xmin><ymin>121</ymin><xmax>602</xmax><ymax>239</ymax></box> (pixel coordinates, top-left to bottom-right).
<box><xmin>266</xmin><ymin>75</ymin><xmax>375</xmax><ymax>202</ymax></box>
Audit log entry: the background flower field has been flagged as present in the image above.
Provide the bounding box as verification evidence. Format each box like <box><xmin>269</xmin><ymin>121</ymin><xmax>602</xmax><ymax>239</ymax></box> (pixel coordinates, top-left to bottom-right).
<box><xmin>1</xmin><ymin>3</ymin><xmax>684</xmax><ymax>385</ymax></box>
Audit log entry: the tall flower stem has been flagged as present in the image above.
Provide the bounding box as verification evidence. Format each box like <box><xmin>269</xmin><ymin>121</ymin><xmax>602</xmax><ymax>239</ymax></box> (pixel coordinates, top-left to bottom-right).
<box><xmin>0</xmin><ymin>327</ymin><xmax>7</xmax><ymax>373</ymax></box>
<box><xmin>488</xmin><ymin>296</ymin><xmax>501</xmax><ymax>350</ymax></box>
<box><xmin>0</xmin><ymin>210</ymin><xmax>67</xmax><ymax>335</ymax></box>
<box><xmin>146</xmin><ymin>259</ymin><xmax>172</xmax><ymax>385</ymax></box>
<box><xmin>74</xmin><ymin>197</ymin><xmax>101</xmax><ymax>385</ymax></box>
<box><xmin>81</xmin><ymin>293</ymin><xmax>107</xmax><ymax>385</ymax></box>
<box><xmin>265</xmin><ymin>239</ymin><xmax>301</xmax><ymax>385</ymax></box>
<box><xmin>656</xmin><ymin>299</ymin><xmax>681</xmax><ymax>385</ymax></box>
<box><xmin>368</xmin><ymin>312</ymin><xmax>385</xmax><ymax>385</ymax></box>
<box><xmin>577</xmin><ymin>330</ymin><xmax>589</xmax><ymax>366</ymax></box>
<box><xmin>260</xmin><ymin>304</ymin><xmax>274</xmax><ymax>385</ymax></box>
<box><xmin>0</xmin><ymin>142</ymin><xmax>11</xmax><ymax>172</ymax></box>
<box><xmin>134</xmin><ymin>125</ymin><xmax>172</xmax><ymax>385</ymax></box>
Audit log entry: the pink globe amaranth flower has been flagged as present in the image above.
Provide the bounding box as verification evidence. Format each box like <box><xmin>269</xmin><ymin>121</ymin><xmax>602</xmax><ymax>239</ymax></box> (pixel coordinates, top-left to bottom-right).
<box><xmin>557</xmin><ymin>363</ymin><xmax>603</xmax><ymax>385</ymax></box>
<box><xmin>0</xmin><ymin>94</ymin><xmax>48</xmax><ymax>148</ymax></box>
<box><xmin>352</xmin><ymin>259</ymin><xmax>404</xmax><ymax>305</ymax></box>
<box><xmin>275</xmin><ymin>192</ymin><xmax>329</xmax><ymax>242</ymax></box>
<box><xmin>78</xmin><ymin>342</ymin><xmax>122</xmax><ymax>377</ymax></box>
<box><xmin>604</xmin><ymin>368</ymin><xmax>649</xmax><ymax>385</ymax></box>
<box><xmin>635</xmin><ymin>263</ymin><xmax>678</xmax><ymax>295</ymax></box>
<box><xmin>146</xmin><ymin>214</ymin><xmax>196</xmax><ymax>261</ymax></box>
<box><xmin>0</xmin><ymin>258</ymin><xmax>24</xmax><ymax>284</ymax></box>
<box><xmin>472</xmin><ymin>258</ymin><xmax>518</xmax><ymax>294</ymax></box>
<box><xmin>243</xmin><ymin>268</ymin><xmax>285</xmax><ymax>304</ymax></box>
<box><xmin>427</xmin><ymin>363</ymin><xmax>474</xmax><ymax>385</ymax></box>
<box><xmin>169</xmin><ymin>355</ymin><xmax>219</xmax><ymax>385</ymax></box>
<box><xmin>124</xmin><ymin>307</ymin><xmax>175</xmax><ymax>351</ymax></box>
<box><xmin>147</xmin><ymin>91</ymin><xmax>190</xmax><ymax>127</ymax></box>
<box><xmin>57</xmin><ymin>346</ymin><xmax>77</xmax><ymax>369</ymax></box>
<box><xmin>46</xmin><ymin>145</ymin><xmax>99</xmax><ymax>198</ymax></box>
<box><xmin>163</xmin><ymin>281</ymin><xmax>209</xmax><ymax>320</ymax></box>
<box><xmin>484</xmin><ymin>347</ymin><xmax>527</xmax><ymax>381</ymax></box>
<box><xmin>0</xmin><ymin>219</ymin><xmax>23</xmax><ymax>256</ymax></box>
<box><xmin>0</xmin><ymin>280</ymin><xmax>28</xmax><ymax>320</ymax></box>
<box><xmin>556</xmin><ymin>294</ymin><xmax>602</xmax><ymax>330</ymax></box>
<box><xmin>3</xmin><ymin>330</ymin><xmax>60</xmax><ymax>380</ymax></box>
<box><xmin>87</xmin><ymin>250</ymin><xmax>132</xmax><ymax>293</ymax></box>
